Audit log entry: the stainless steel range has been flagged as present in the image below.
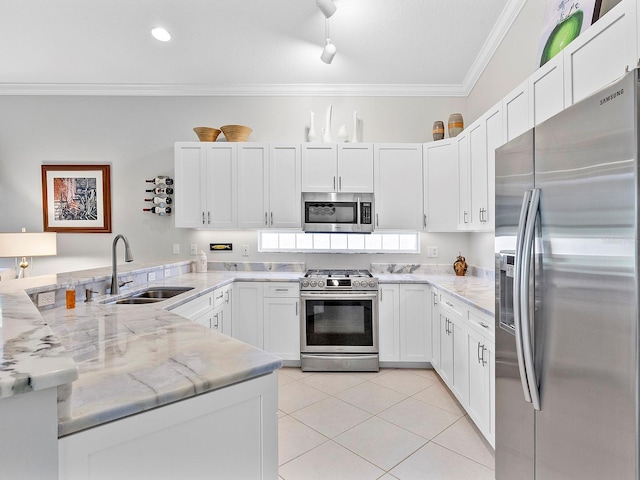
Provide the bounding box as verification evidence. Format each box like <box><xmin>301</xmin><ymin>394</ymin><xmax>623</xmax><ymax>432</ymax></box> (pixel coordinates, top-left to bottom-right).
<box><xmin>300</xmin><ymin>269</ymin><xmax>379</xmax><ymax>372</ymax></box>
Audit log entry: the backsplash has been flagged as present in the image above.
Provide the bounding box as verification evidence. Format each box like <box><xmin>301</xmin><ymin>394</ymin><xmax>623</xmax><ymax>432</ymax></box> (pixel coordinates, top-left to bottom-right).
<box><xmin>207</xmin><ymin>262</ymin><xmax>306</xmax><ymax>272</ymax></box>
<box><xmin>370</xmin><ymin>263</ymin><xmax>495</xmax><ymax>282</ymax></box>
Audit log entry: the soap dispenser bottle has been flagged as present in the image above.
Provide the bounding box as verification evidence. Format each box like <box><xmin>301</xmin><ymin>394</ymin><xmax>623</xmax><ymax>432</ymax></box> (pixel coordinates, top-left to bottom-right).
<box><xmin>66</xmin><ymin>276</ymin><xmax>76</xmax><ymax>309</ymax></box>
<box><xmin>196</xmin><ymin>250</ymin><xmax>208</xmax><ymax>273</ymax></box>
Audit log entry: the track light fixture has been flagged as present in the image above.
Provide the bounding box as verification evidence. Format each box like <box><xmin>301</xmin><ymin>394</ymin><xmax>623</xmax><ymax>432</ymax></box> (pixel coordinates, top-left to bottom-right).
<box><xmin>320</xmin><ymin>19</ymin><xmax>336</xmax><ymax>64</ymax></box>
<box><xmin>316</xmin><ymin>0</ymin><xmax>337</xmax><ymax>18</ymax></box>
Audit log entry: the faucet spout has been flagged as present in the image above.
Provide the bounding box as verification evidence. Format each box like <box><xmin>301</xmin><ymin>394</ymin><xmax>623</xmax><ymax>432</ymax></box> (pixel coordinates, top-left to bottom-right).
<box><xmin>110</xmin><ymin>234</ymin><xmax>134</xmax><ymax>295</ymax></box>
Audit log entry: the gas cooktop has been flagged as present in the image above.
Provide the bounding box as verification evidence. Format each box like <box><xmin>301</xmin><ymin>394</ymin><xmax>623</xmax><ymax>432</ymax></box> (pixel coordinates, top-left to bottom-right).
<box><xmin>304</xmin><ymin>269</ymin><xmax>373</xmax><ymax>278</ymax></box>
<box><xmin>300</xmin><ymin>269</ymin><xmax>378</xmax><ymax>291</ymax></box>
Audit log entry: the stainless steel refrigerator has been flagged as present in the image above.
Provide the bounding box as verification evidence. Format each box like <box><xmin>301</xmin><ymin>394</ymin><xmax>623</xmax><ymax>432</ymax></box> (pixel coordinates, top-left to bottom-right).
<box><xmin>495</xmin><ymin>68</ymin><xmax>639</xmax><ymax>479</ymax></box>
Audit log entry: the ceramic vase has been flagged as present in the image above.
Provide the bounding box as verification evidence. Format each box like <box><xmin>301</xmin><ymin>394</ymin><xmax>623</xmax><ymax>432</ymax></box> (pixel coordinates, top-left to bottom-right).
<box><xmin>448</xmin><ymin>113</ymin><xmax>464</xmax><ymax>137</ymax></box>
<box><xmin>322</xmin><ymin>105</ymin><xmax>332</xmax><ymax>143</ymax></box>
<box><xmin>432</xmin><ymin>121</ymin><xmax>445</xmax><ymax>141</ymax></box>
<box><xmin>337</xmin><ymin>124</ymin><xmax>348</xmax><ymax>142</ymax></box>
<box><xmin>308</xmin><ymin>111</ymin><xmax>317</xmax><ymax>142</ymax></box>
<box><xmin>351</xmin><ymin>111</ymin><xmax>359</xmax><ymax>143</ymax></box>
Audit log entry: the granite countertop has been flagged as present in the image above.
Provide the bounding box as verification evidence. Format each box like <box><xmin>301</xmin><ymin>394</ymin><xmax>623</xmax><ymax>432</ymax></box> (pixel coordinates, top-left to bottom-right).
<box><xmin>0</xmin><ymin>259</ymin><xmax>494</xmax><ymax>438</ymax></box>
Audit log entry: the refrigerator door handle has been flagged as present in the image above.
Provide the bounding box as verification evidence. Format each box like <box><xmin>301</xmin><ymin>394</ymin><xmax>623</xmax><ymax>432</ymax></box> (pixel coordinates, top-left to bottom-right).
<box><xmin>521</xmin><ymin>187</ymin><xmax>541</xmax><ymax>411</ymax></box>
<box><xmin>514</xmin><ymin>189</ymin><xmax>533</xmax><ymax>404</ymax></box>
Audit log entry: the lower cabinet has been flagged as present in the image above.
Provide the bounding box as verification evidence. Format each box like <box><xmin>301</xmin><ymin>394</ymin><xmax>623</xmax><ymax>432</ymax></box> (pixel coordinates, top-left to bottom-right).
<box><xmin>170</xmin><ymin>285</ymin><xmax>232</xmax><ymax>337</ymax></box>
<box><xmin>432</xmin><ymin>288</ymin><xmax>495</xmax><ymax>447</ymax></box>
<box><xmin>211</xmin><ymin>284</ymin><xmax>232</xmax><ymax>336</ymax></box>
<box><xmin>233</xmin><ymin>281</ymin><xmax>300</xmax><ymax>362</ymax></box>
<box><xmin>379</xmin><ymin>283</ymin><xmax>430</xmax><ymax>364</ymax></box>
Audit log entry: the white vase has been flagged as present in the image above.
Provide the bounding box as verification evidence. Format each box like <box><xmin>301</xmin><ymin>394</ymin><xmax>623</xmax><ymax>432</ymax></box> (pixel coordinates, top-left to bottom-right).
<box><xmin>337</xmin><ymin>124</ymin><xmax>348</xmax><ymax>142</ymax></box>
<box><xmin>308</xmin><ymin>111</ymin><xmax>317</xmax><ymax>142</ymax></box>
<box><xmin>351</xmin><ymin>111</ymin><xmax>359</xmax><ymax>143</ymax></box>
<box><xmin>322</xmin><ymin>105</ymin><xmax>332</xmax><ymax>143</ymax></box>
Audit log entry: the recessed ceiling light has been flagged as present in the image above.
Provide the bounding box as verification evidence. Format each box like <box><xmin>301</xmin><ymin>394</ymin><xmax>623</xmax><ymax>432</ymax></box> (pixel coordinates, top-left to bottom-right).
<box><xmin>151</xmin><ymin>27</ymin><xmax>171</xmax><ymax>42</ymax></box>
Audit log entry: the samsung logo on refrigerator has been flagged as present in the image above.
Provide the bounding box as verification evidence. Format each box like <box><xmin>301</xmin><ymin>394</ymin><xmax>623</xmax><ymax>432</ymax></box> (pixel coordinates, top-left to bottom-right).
<box><xmin>600</xmin><ymin>88</ymin><xmax>624</xmax><ymax>105</ymax></box>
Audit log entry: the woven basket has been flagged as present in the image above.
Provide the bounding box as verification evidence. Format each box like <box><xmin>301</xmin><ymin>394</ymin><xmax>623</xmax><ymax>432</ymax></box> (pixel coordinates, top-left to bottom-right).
<box><xmin>193</xmin><ymin>127</ymin><xmax>221</xmax><ymax>142</ymax></box>
<box><xmin>221</xmin><ymin>125</ymin><xmax>252</xmax><ymax>142</ymax></box>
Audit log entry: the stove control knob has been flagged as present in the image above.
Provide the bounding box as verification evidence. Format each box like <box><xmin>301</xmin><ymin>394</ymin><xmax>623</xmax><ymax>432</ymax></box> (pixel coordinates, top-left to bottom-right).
<box><xmin>368</xmin><ymin>281</ymin><xmax>376</xmax><ymax>288</ymax></box>
<box><xmin>318</xmin><ymin>281</ymin><xmax>325</xmax><ymax>288</ymax></box>
<box><xmin>301</xmin><ymin>280</ymin><xmax>309</xmax><ymax>288</ymax></box>
<box><xmin>310</xmin><ymin>281</ymin><xmax>317</xmax><ymax>287</ymax></box>
<box><xmin>352</xmin><ymin>281</ymin><xmax>360</xmax><ymax>287</ymax></box>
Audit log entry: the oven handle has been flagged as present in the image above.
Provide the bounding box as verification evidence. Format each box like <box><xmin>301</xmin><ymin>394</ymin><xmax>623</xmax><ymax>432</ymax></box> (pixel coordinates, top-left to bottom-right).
<box><xmin>300</xmin><ymin>291</ymin><xmax>378</xmax><ymax>300</ymax></box>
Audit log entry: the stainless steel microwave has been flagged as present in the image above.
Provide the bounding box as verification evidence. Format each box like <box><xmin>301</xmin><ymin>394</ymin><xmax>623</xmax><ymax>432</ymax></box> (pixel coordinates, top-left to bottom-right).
<box><xmin>302</xmin><ymin>192</ymin><xmax>374</xmax><ymax>233</ymax></box>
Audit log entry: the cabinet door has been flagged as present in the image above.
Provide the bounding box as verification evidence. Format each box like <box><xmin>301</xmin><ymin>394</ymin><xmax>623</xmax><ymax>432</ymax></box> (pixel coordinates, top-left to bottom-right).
<box><xmin>378</xmin><ymin>284</ymin><xmax>400</xmax><ymax>362</ymax></box>
<box><xmin>456</xmin><ymin>133</ymin><xmax>470</xmax><ymax>230</ymax></box>
<box><xmin>502</xmin><ymin>80</ymin><xmax>530</xmax><ymax>142</ymax></box>
<box><xmin>430</xmin><ymin>289</ymin><xmax>441</xmax><ymax>369</ymax></box>
<box><xmin>301</xmin><ymin>145</ymin><xmax>337</xmax><ymax>192</ymax></box>
<box><xmin>399</xmin><ymin>284</ymin><xmax>430</xmax><ymax>362</ymax></box>
<box><xmin>451</xmin><ymin>316</ymin><xmax>468</xmax><ymax>405</ymax></box>
<box><xmin>237</xmin><ymin>144</ymin><xmax>269</xmax><ymax>229</ymax></box>
<box><xmin>529</xmin><ymin>53</ymin><xmax>565</xmax><ymax>126</ymax></box>
<box><xmin>174</xmin><ymin>143</ymin><xmax>207</xmax><ymax>228</ymax></box>
<box><xmin>232</xmin><ymin>282</ymin><xmax>264</xmax><ymax>348</ymax></box>
<box><xmin>484</xmin><ymin>103</ymin><xmax>502</xmax><ymax>231</ymax></box>
<box><xmin>374</xmin><ymin>144</ymin><xmax>423</xmax><ymax>230</ymax></box>
<box><xmin>205</xmin><ymin>144</ymin><xmax>237</xmax><ymax>229</ymax></box>
<box><xmin>423</xmin><ymin>140</ymin><xmax>458</xmax><ymax>232</ymax></box>
<box><xmin>468</xmin><ymin>121</ymin><xmax>487</xmax><ymax>231</ymax></box>
<box><xmin>467</xmin><ymin>328</ymin><xmax>492</xmax><ymax>441</ymax></box>
<box><xmin>439</xmin><ymin>311</ymin><xmax>454</xmax><ymax>384</ymax></box>
<box><xmin>337</xmin><ymin>144</ymin><xmax>374</xmax><ymax>192</ymax></box>
<box><xmin>263</xmin><ymin>297</ymin><xmax>300</xmax><ymax>361</ymax></box>
<box><xmin>269</xmin><ymin>144</ymin><xmax>301</xmax><ymax>229</ymax></box>
<box><xmin>564</xmin><ymin>2</ymin><xmax>634</xmax><ymax>106</ymax></box>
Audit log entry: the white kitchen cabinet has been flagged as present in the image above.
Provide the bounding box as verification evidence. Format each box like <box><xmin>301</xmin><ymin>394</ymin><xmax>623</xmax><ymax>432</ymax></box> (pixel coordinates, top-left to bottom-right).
<box><xmin>379</xmin><ymin>284</ymin><xmax>400</xmax><ymax>362</ymax></box>
<box><xmin>237</xmin><ymin>143</ymin><xmax>301</xmax><ymax>229</ymax></box>
<box><xmin>529</xmin><ymin>52</ymin><xmax>565</xmax><ymax>126</ymax></box>
<box><xmin>174</xmin><ymin>143</ymin><xmax>237</xmax><ymax>229</ymax></box>
<box><xmin>502</xmin><ymin>79</ymin><xmax>531</xmax><ymax>143</ymax></box>
<box><xmin>170</xmin><ymin>292</ymin><xmax>214</xmax><ymax>326</ymax></box>
<box><xmin>399</xmin><ymin>284</ymin><xmax>431</xmax><ymax>362</ymax></box>
<box><xmin>232</xmin><ymin>282</ymin><xmax>264</xmax><ymax>348</ymax></box>
<box><xmin>456</xmin><ymin>132</ymin><xmax>470</xmax><ymax>230</ymax></box>
<box><xmin>436</xmin><ymin>292</ymin><xmax>467</xmax><ymax>404</ymax></box>
<box><xmin>212</xmin><ymin>284</ymin><xmax>232</xmax><ymax>336</ymax></box>
<box><xmin>423</xmin><ymin>139</ymin><xmax>458</xmax><ymax>232</ymax></box>
<box><xmin>430</xmin><ymin>287</ymin><xmax>441</xmax><ymax>370</ymax></box>
<box><xmin>467</xmin><ymin>327</ymin><xmax>494</xmax><ymax>446</ymax></box>
<box><xmin>484</xmin><ymin>103</ymin><xmax>502</xmax><ymax>232</ymax></box>
<box><xmin>374</xmin><ymin>144</ymin><xmax>423</xmax><ymax>230</ymax></box>
<box><xmin>564</xmin><ymin>1</ymin><xmax>636</xmax><ymax>106</ymax></box>
<box><xmin>301</xmin><ymin>143</ymin><xmax>374</xmax><ymax>193</ymax></box>
<box><xmin>263</xmin><ymin>283</ymin><xmax>300</xmax><ymax>362</ymax></box>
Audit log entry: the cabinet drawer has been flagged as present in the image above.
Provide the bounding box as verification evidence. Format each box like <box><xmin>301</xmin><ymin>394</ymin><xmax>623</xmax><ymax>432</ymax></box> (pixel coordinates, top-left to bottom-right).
<box><xmin>468</xmin><ymin>308</ymin><xmax>494</xmax><ymax>342</ymax></box>
<box><xmin>263</xmin><ymin>282</ymin><xmax>299</xmax><ymax>298</ymax></box>
<box><xmin>170</xmin><ymin>292</ymin><xmax>213</xmax><ymax>320</ymax></box>
<box><xmin>437</xmin><ymin>291</ymin><xmax>464</xmax><ymax>318</ymax></box>
<box><xmin>212</xmin><ymin>287</ymin><xmax>227</xmax><ymax>308</ymax></box>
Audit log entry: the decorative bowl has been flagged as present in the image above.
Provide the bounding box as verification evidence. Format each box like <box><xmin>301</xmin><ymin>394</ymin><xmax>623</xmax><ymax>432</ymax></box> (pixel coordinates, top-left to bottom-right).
<box><xmin>220</xmin><ymin>125</ymin><xmax>252</xmax><ymax>142</ymax></box>
<box><xmin>193</xmin><ymin>127</ymin><xmax>221</xmax><ymax>142</ymax></box>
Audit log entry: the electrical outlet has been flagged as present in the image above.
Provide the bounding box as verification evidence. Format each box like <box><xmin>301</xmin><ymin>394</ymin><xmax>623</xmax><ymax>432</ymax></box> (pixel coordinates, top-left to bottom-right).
<box><xmin>164</xmin><ymin>268</ymin><xmax>171</xmax><ymax>278</ymax></box>
<box><xmin>38</xmin><ymin>291</ymin><xmax>56</xmax><ymax>307</ymax></box>
<box><xmin>172</xmin><ymin>244</ymin><xmax>180</xmax><ymax>255</ymax></box>
<box><xmin>147</xmin><ymin>271</ymin><xmax>156</xmax><ymax>282</ymax></box>
<box><xmin>242</xmin><ymin>245</ymin><xmax>249</xmax><ymax>257</ymax></box>
<box><xmin>427</xmin><ymin>246</ymin><xmax>439</xmax><ymax>258</ymax></box>
<box><xmin>190</xmin><ymin>244</ymin><xmax>198</xmax><ymax>255</ymax></box>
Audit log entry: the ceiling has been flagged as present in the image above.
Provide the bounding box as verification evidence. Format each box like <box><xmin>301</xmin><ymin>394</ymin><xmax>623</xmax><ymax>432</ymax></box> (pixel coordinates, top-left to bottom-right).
<box><xmin>0</xmin><ymin>0</ymin><xmax>525</xmax><ymax>96</ymax></box>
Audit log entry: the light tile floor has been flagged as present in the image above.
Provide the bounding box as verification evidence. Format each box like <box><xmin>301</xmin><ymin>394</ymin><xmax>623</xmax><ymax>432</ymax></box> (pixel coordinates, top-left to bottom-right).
<box><xmin>278</xmin><ymin>367</ymin><xmax>495</xmax><ymax>480</ymax></box>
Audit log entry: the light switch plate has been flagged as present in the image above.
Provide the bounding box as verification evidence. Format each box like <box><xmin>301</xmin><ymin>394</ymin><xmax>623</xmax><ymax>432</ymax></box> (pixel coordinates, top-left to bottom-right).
<box><xmin>172</xmin><ymin>244</ymin><xmax>180</xmax><ymax>255</ymax></box>
<box><xmin>164</xmin><ymin>268</ymin><xmax>171</xmax><ymax>278</ymax></box>
<box><xmin>242</xmin><ymin>245</ymin><xmax>249</xmax><ymax>257</ymax></box>
<box><xmin>38</xmin><ymin>291</ymin><xmax>56</xmax><ymax>307</ymax></box>
<box><xmin>427</xmin><ymin>246</ymin><xmax>439</xmax><ymax>258</ymax></box>
<box><xmin>147</xmin><ymin>272</ymin><xmax>156</xmax><ymax>282</ymax></box>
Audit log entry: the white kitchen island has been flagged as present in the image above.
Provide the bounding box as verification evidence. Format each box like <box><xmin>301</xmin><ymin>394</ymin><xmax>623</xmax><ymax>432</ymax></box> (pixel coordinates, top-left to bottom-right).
<box><xmin>0</xmin><ymin>262</ymin><xmax>286</xmax><ymax>480</ymax></box>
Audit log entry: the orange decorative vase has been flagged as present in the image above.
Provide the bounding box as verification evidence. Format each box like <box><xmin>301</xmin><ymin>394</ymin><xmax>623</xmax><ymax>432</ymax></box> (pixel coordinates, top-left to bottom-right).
<box><xmin>448</xmin><ymin>113</ymin><xmax>464</xmax><ymax>138</ymax></box>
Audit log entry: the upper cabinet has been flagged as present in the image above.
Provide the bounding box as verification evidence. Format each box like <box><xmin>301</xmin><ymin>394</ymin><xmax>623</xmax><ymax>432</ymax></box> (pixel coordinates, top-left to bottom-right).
<box><xmin>374</xmin><ymin>144</ymin><xmax>423</xmax><ymax>230</ymax></box>
<box><xmin>423</xmin><ymin>139</ymin><xmax>458</xmax><ymax>232</ymax></box>
<box><xmin>301</xmin><ymin>144</ymin><xmax>373</xmax><ymax>192</ymax></box>
<box><xmin>237</xmin><ymin>143</ymin><xmax>301</xmax><ymax>229</ymax></box>
<box><xmin>174</xmin><ymin>143</ymin><xmax>237</xmax><ymax>229</ymax></box>
<box><xmin>502</xmin><ymin>79</ymin><xmax>531</xmax><ymax>143</ymax></box>
<box><xmin>528</xmin><ymin>53</ymin><xmax>565</xmax><ymax>126</ymax></box>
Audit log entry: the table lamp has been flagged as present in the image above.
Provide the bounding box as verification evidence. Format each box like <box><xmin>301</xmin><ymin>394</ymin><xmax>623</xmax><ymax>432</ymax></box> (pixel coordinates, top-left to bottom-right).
<box><xmin>0</xmin><ymin>228</ymin><xmax>57</xmax><ymax>278</ymax></box>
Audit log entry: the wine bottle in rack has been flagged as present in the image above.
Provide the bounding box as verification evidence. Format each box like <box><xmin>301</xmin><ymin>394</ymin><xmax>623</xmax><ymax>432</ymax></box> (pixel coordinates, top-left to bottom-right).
<box><xmin>144</xmin><ymin>196</ymin><xmax>173</xmax><ymax>205</ymax></box>
<box><xmin>145</xmin><ymin>176</ymin><xmax>174</xmax><ymax>186</ymax></box>
<box><xmin>143</xmin><ymin>206</ymin><xmax>172</xmax><ymax>215</ymax></box>
<box><xmin>145</xmin><ymin>186</ymin><xmax>174</xmax><ymax>195</ymax></box>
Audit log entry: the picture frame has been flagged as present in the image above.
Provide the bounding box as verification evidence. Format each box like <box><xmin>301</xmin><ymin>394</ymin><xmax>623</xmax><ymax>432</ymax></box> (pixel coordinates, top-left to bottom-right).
<box><xmin>41</xmin><ymin>164</ymin><xmax>112</xmax><ymax>233</ymax></box>
<box><xmin>538</xmin><ymin>0</ymin><xmax>601</xmax><ymax>67</ymax></box>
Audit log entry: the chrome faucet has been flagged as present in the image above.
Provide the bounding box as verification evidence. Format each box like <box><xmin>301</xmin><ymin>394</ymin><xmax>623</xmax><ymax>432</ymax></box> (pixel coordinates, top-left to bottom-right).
<box><xmin>110</xmin><ymin>234</ymin><xmax>134</xmax><ymax>295</ymax></box>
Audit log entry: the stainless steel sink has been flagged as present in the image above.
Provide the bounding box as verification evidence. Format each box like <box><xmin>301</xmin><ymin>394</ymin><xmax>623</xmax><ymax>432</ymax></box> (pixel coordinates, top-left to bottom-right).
<box><xmin>105</xmin><ymin>286</ymin><xmax>194</xmax><ymax>304</ymax></box>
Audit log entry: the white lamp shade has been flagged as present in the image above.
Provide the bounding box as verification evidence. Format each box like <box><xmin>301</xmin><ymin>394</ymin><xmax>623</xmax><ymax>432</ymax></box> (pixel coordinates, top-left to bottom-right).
<box><xmin>321</xmin><ymin>42</ymin><xmax>337</xmax><ymax>64</ymax></box>
<box><xmin>0</xmin><ymin>232</ymin><xmax>57</xmax><ymax>257</ymax></box>
<box><xmin>316</xmin><ymin>0</ymin><xmax>337</xmax><ymax>18</ymax></box>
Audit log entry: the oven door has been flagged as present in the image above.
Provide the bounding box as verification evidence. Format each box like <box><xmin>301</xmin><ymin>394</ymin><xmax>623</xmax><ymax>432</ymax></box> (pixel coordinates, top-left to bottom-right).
<box><xmin>300</xmin><ymin>291</ymin><xmax>378</xmax><ymax>354</ymax></box>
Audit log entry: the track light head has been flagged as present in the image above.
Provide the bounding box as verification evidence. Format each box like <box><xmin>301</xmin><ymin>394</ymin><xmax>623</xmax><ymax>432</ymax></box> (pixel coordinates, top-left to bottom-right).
<box><xmin>316</xmin><ymin>0</ymin><xmax>337</xmax><ymax>18</ymax></box>
<box><xmin>320</xmin><ymin>39</ymin><xmax>337</xmax><ymax>64</ymax></box>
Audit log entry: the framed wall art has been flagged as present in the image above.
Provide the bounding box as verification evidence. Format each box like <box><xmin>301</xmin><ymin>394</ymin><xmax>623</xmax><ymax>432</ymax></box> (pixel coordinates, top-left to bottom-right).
<box><xmin>41</xmin><ymin>164</ymin><xmax>112</xmax><ymax>233</ymax></box>
<box><xmin>538</xmin><ymin>0</ymin><xmax>601</xmax><ymax>67</ymax></box>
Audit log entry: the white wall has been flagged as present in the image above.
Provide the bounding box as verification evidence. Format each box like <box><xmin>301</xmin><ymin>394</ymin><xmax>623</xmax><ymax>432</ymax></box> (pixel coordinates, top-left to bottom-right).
<box><xmin>0</xmin><ymin>94</ymin><xmax>470</xmax><ymax>276</ymax></box>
